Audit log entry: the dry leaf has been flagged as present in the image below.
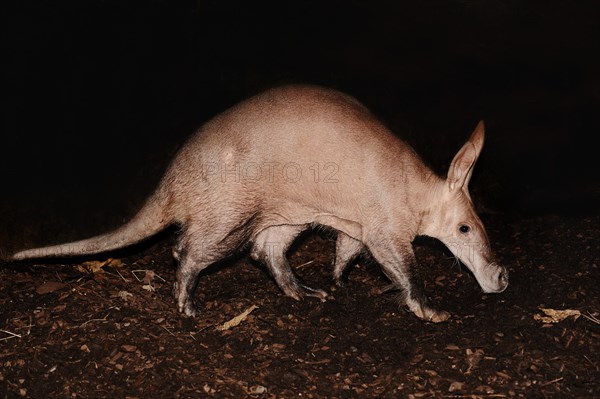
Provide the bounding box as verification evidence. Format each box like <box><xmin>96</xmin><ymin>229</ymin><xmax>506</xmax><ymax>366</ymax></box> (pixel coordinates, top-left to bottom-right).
<box><xmin>142</xmin><ymin>270</ymin><xmax>155</xmax><ymax>284</ymax></box>
<box><xmin>106</xmin><ymin>258</ymin><xmax>124</xmax><ymax>268</ymax></box>
<box><xmin>534</xmin><ymin>308</ymin><xmax>581</xmax><ymax>323</ymax></box>
<box><xmin>77</xmin><ymin>258</ymin><xmax>122</xmax><ymax>274</ymax></box>
<box><xmin>142</xmin><ymin>284</ymin><xmax>155</xmax><ymax>292</ymax></box>
<box><xmin>216</xmin><ymin>305</ymin><xmax>258</xmax><ymax>331</ymax></box>
<box><xmin>117</xmin><ymin>291</ymin><xmax>133</xmax><ymax>301</ymax></box>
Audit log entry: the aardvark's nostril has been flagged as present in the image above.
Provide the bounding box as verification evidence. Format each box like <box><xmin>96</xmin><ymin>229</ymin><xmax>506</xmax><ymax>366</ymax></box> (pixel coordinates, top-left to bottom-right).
<box><xmin>498</xmin><ymin>269</ymin><xmax>509</xmax><ymax>286</ymax></box>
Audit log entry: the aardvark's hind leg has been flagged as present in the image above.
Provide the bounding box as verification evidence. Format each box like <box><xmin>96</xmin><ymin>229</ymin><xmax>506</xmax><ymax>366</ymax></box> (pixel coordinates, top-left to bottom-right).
<box><xmin>173</xmin><ymin>232</ymin><xmax>231</xmax><ymax>317</ymax></box>
<box><xmin>332</xmin><ymin>232</ymin><xmax>364</xmax><ymax>286</ymax></box>
<box><xmin>251</xmin><ymin>225</ymin><xmax>327</xmax><ymax>301</ymax></box>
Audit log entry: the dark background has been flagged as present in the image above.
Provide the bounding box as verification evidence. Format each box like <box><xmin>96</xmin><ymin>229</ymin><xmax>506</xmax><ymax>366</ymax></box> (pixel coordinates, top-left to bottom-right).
<box><xmin>2</xmin><ymin>0</ymin><xmax>599</xmax><ymax>253</ymax></box>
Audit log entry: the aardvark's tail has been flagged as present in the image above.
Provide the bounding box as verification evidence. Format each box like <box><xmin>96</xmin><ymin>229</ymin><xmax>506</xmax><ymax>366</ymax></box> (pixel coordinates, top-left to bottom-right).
<box><xmin>12</xmin><ymin>189</ymin><xmax>173</xmax><ymax>261</ymax></box>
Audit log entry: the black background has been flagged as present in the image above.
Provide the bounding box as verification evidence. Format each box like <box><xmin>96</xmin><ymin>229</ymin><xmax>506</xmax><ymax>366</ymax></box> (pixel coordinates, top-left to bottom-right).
<box><xmin>2</xmin><ymin>0</ymin><xmax>599</xmax><ymax>251</ymax></box>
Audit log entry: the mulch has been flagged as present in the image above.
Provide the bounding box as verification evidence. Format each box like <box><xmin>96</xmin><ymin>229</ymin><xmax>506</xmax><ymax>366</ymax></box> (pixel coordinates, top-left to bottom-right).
<box><xmin>1</xmin><ymin>214</ymin><xmax>599</xmax><ymax>398</ymax></box>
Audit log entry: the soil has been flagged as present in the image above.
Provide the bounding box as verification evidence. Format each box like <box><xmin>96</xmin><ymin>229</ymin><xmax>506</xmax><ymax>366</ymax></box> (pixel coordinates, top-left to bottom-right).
<box><xmin>1</xmin><ymin>213</ymin><xmax>599</xmax><ymax>398</ymax></box>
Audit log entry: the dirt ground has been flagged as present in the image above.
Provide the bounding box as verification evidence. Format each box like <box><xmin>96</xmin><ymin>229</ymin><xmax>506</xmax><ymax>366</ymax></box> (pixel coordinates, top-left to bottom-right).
<box><xmin>1</xmin><ymin>213</ymin><xmax>598</xmax><ymax>398</ymax></box>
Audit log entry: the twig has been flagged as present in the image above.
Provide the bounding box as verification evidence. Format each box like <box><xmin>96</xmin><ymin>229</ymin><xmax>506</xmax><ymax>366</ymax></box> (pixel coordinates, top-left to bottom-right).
<box><xmin>116</xmin><ymin>269</ymin><xmax>128</xmax><ymax>282</ymax></box>
<box><xmin>295</xmin><ymin>260</ymin><xmax>314</xmax><ymax>269</ymax></box>
<box><xmin>0</xmin><ymin>329</ymin><xmax>22</xmax><ymax>341</ymax></box>
<box><xmin>104</xmin><ymin>270</ymin><xmax>121</xmax><ymax>280</ymax></box>
<box><xmin>584</xmin><ymin>355</ymin><xmax>598</xmax><ymax>371</ymax></box>
<box><xmin>131</xmin><ymin>270</ymin><xmax>144</xmax><ymax>282</ymax></box>
<box><xmin>104</xmin><ymin>269</ymin><xmax>129</xmax><ymax>283</ymax></box>
<box><xmin>198</xmin><ymin>324</ymin><xmax>215</xmax><ymax>332</ymax></box>
<box><xmin>1</xmin><ymin>329</ymin><xmax>22</xmax><ymax>337</ymax></box>
<box><xmin>13</xmin><ymin>287</ymin><xmax>35</xmax><ymax>294</ymax></box>
<box><xmin>75</xmin><ymin>279</ymin><xmax>93</xmax><ymax>289</ymax></box>
<box><xmin>581</xmin><ymin>312</ymin><xmax>600</xmax><ymax>325</ymax></box>
<box><xmin>161</xmin><ymin>325</ymin><xmax>176</xmax><ymax>337</ymax></box>
<box><xmin>79</xmin><ymin>314</ymin><xmax>109</xmax><ymax>328</ymax></box>
<box><xmin>8</xmin><ymin>314</ymin><xmax>33</xmax><ymax>335</ymax></box>
<box><xmin>540</xmin><ymin>377</ymin><xmax>564</xmax><ymax>387</ymax></box>
<box><xmin>131</xmin><ymin>269</ymin><xmax>165</xmax><ymax>282</ymax></box>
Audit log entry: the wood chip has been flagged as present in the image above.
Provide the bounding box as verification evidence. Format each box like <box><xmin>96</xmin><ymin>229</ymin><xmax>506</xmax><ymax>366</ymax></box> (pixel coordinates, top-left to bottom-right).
<box><xmin>36</xmin><ymin>281</ymin><xmax>67</xmax><ymax>295</ymax></box>
<box><xmin>216</xmin><ymin>305</ymin><xmax>258</xmax><ymax>331</ymax></box>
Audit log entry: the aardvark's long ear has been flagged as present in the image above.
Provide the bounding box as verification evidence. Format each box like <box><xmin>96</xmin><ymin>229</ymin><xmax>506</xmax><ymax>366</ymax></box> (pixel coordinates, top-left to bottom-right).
<box><xmin>447</xmin><ymin>120</ymin><xmax>485</xmax><ymax>192</ymax></box>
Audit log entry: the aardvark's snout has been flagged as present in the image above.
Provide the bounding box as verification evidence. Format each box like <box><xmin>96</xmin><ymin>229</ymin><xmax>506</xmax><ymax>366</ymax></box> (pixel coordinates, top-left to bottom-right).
<box><xmin>481</xmin><ymin>263</ymin><xmax>509</xmax><ymax>293</ymax></box>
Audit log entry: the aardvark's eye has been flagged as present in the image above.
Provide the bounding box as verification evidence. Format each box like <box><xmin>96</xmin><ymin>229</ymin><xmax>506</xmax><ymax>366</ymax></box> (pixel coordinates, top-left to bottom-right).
<box><xmin>459</xmin><ymin>224</ymin><xmax>471</xmax><ymax>234</ymax></box>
